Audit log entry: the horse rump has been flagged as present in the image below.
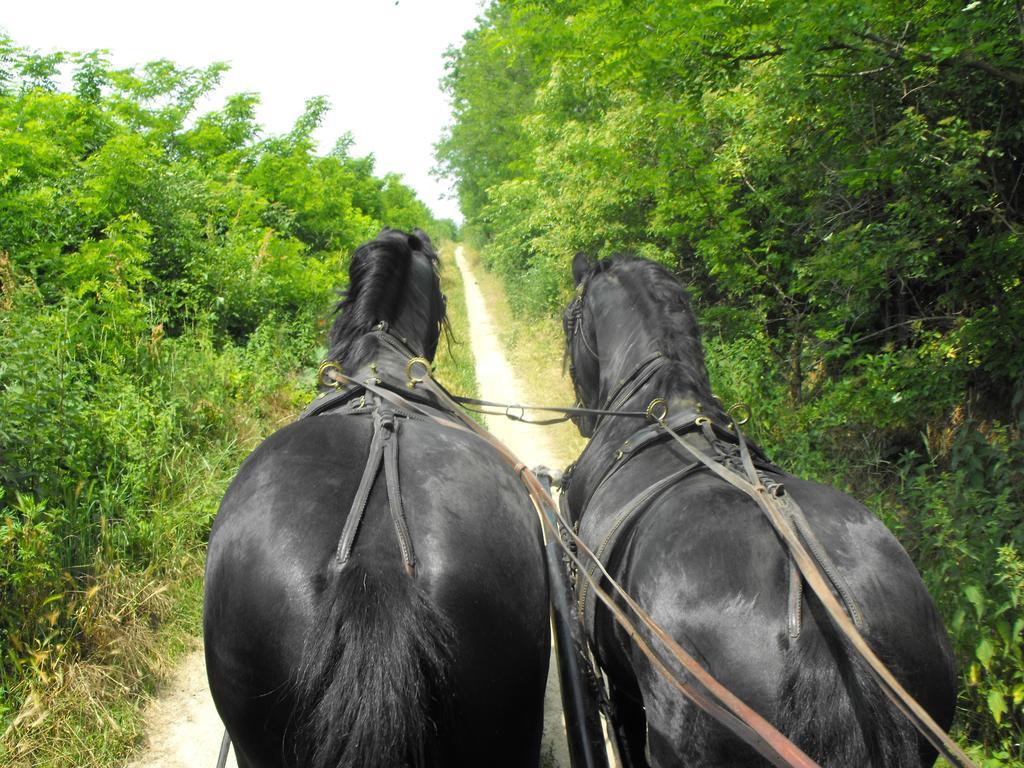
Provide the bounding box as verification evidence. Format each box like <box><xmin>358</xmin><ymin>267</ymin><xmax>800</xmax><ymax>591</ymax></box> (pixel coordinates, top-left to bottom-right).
<box><xmin>776</xmin><ymin>602</ymin><xmax>920</xmax><ymax>768</ymax></box>
<box><xmin>292</xmin><ymin>563</ymin><xmax>456</xmax><ymax>768</ymax></box>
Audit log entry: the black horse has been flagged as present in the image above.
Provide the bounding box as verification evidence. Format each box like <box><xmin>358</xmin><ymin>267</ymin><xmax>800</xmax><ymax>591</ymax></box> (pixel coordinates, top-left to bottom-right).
<box><xmin>204</xmin><ymin>229</ymin><xmax>550</xmax><ymax>768</ymax></box>
<box><xmin>560</xmin><ymin>253</ymin><xmax>956</xmax><ymax>768</ymax></box>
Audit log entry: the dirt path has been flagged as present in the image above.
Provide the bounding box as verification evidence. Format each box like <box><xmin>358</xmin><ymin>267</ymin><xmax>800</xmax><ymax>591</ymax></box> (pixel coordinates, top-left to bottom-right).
<box><xmin>123</xmin><ymin>645</ymin><xmax>233</xmax><ymax>768</ymax></box>
<box><xmin>123</xmin><ymin>245</ymin><xmax>570</xmax><ymax>768</ymax></box>
<box><xmin>453</xmin><ymin>245</ymin><xmax>571</xmax><ymax>768</ymax></box>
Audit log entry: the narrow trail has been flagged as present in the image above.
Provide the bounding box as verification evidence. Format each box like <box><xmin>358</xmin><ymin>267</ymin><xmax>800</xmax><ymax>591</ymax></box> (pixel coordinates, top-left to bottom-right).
<box><xmin>123</xmin><ymin>646</ymin><xmax>232</xmax><ymax>768</ymax></box>
<box><xmin>453</xmin><ymin>245</ymin><xmax>572</xmax><ymax>768</ymax></box>
<box><xmin>123</xmin><ymin>244</ymin><xmax>570</xmax><ymax>768</ymax></box>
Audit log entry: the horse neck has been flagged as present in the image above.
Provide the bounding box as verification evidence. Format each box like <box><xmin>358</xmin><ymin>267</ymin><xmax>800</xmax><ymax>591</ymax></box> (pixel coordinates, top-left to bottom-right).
<box><xmin>339</xmin><ymin>325</ymin><xmax>423</xmax><ymax>377</ymax></box>
<box><xmin>589</xmin><ymin>363</ymin><xmax>711</xmax><ymax>451</ymax></box>
<box><xmin>387</xmin><ymin>301</ymin><xmax>434</xmax><ymax>359</ymax></box>
<box><xmin>329</xmin><ymin>290</ymin><xmax>437</xmax><ymax>375</ymax></box>
<box><xmin>577</xmin><ymin>305</ymin><xmax>719</xmax><ymax>476</ymax></box>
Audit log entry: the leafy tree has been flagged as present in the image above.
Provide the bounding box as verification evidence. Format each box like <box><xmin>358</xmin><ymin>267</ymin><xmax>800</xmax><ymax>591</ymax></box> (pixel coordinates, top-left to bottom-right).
<box><xmin>440</xmin><ymin>0</ymin><xmax>1024</xmax><ymax>756</ymax></box>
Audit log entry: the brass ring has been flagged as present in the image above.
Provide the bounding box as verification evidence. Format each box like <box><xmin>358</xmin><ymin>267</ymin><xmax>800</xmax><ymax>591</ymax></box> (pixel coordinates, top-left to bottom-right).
<box><xmin>645</xmin><ymin>398</ymin><xmax>668</xmax><ymax>423</ymax></box>
<box><xmin>695</xmin><ymin>415</ymin><xmax>711</xmax><ymax>426</ymax></box>
<box><xmin>405</xmin><ymin>356</ymin><xmax>431</xmax><ymax>388</ymax></box>
<box><xmin>317</xmin><ymin>360</ymin><xmax>344</xmax><ymax>388</ymax></box>
<box><xmin>728</xmin><ymin>402</ymin><xmax>752</xmax><ymax>426</ymax></box>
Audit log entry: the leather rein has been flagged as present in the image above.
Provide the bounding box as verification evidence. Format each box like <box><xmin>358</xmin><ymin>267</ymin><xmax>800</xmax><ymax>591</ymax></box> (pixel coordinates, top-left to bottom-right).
<box><xmin>440</xmin><ymin>352</ymin><xmax>667</xmax><ymax>426</ymax></box>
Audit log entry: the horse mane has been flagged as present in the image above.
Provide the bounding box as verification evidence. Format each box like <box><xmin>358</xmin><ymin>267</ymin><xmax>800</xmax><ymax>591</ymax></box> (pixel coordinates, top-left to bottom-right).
<box><xmin>580</xmin><ymin>254</ymin><xmax>716</xmax><ymax>403</ymax></box>
<box><xmin>325</xmin><ymin>228</ymin><xmax>444</xmax><ymax>366</ymax></box>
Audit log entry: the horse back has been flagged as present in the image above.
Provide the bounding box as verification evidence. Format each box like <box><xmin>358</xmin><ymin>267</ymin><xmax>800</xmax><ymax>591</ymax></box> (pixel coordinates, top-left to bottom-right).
<box><xmin>587</xmin><ymin>455</ymin><xmax>955</xmax><ymax>763</ymax></box>
<box><xmin>203</xmin><ymin>411</ymin><xmax>549</xmax><ymax>766</ymax></box>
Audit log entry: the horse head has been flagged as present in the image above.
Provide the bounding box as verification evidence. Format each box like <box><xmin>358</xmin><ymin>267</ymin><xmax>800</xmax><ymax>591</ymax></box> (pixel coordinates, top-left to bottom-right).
<box><xmin>325</xmin><ymin>228</ymin><xmax>447</xmax><ymax>377</ymax></box>
<box><xmin>563</xmin><ymin>252</ymin><xmax>723</xmax><ymax>440</ymax></box>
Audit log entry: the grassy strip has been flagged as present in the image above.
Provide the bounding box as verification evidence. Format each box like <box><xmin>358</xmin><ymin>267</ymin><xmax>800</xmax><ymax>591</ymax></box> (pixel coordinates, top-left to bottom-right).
<box><xmin>458</xmin><ymin>245</ymin><xmax>586</xmax><ymax>467</ymax></box>
<box><xmin>433</xmin><ymin>242</ymin><xmax>479</xmax><ymax>401</ymax></box>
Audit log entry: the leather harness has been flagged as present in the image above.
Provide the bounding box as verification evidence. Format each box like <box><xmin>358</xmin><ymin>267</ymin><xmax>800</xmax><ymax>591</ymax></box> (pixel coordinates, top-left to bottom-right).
<box><xmin>276</xmin><ymin>329</ymin><xmax>973</xmax><ymax>768</ymax></box>
<box><xmin>571</xmin><ymin>406</ymin><xmax>865</xmax><ymax>644</ymax></box>
<box><xmin>296</xmin><ymin>326</ymin><xmax>461</xmax><ymax>578</ymax></box>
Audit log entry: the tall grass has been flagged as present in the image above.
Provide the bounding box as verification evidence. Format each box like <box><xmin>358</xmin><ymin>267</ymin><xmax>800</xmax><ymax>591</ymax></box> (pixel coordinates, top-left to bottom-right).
<box><xmin>0</xmin><ymin>275</ymin><xmax>317</xmax><ymax>766</ymax></box>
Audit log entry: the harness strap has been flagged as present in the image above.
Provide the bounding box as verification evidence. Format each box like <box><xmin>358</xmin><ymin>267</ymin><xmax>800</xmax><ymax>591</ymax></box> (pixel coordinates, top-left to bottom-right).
<box><xmin>787</xmin><ymin>559</ymin><xmax>803</xmax><ymax>639</ymax></box>
<box><xmin>582</xmin><ymin>408</ymin><xmax>700</xmax><ymax>511</ymax></box>
<box><xmin>604</xmin><ymin>352</ymin><xmax>665</xmax><ymax>412</ymax></box>
<box><xmin>784</xmin><ymin>495</ymin><xmax>863</xmax><ymax>629</ymax></box>
<box><xmin>698</xmin><ymin>417</ymin><xmax>862</xmax><ymax>637</ymax></box>
<box><xmin>658</xmin><ymin>418</ymin><xmax>975</xmax><ymax>768</ymax></box>
<box><xmin>578</xmin><ymin>461</ymin><xmax>704</xmax><ymax>636</ymax></box>
<box><xmin>334</xmin><ymin>403</ymin><xmax>416</xmax><ymax>576</ymax></box>
<box><xmin>336</xmin><ymin>408</ymin><xmax>387</xmax><ymax>565</ymax></box>
<box><xmin>300</xmin><ymin>384</ymin><xmax>362</xmax><ymax>419</ymax></box>
<box><xmin>381</xmin><ymin>410</ymin><xmax>416</xmax><ymax>575</ymax></box>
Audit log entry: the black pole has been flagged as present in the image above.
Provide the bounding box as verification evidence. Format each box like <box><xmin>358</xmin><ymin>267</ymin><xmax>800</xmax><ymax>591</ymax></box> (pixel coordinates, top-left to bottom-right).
<box><xmin>216</xmin><ymin>728</ymin><xmax>231</xmax><ymax>768</ymax></box>
<box><xmin>535</xmin><ymin>468</ymin><xmax>610</xmax><ymax>768</ymax></box>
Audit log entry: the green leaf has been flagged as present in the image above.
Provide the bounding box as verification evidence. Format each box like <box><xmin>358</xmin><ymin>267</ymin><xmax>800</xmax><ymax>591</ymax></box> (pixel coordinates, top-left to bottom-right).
<box><xmin>988</xmin><ymin>689</ymin><xmax>1007</xmax><ymax>724</ymax></box>
<box><xmin>976</xmin><ymin>637</ymin><xmax>995</xmax><ymax>669</ymax></box>
<box><xmin>1012</xmin><ymin>683</ymin><xmax>1024</xmax><ymax>706</ymax></box>
<box><xmin>997</xmin><ymin>619</ymin><xmax>1012</xmax><ymax>646</ymax></box>
<box><xmin>963</xmin><ymin>584</ymin><xmax>985</xmax><ymax>621</ymax></box>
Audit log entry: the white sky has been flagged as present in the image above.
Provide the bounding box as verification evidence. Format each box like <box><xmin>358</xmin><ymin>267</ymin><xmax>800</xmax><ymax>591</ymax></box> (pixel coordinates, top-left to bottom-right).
<box><xmin>1</xmin><ymin>0</ymin><xmax>485</xmax><ymax>223</ymax></box>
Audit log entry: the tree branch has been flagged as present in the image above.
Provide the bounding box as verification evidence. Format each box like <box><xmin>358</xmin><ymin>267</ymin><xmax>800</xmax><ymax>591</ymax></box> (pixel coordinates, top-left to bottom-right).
<box><xmin>721</xmin><ymin>31</ymin><xmax>1024</xmax><ymax>87</ymax></box>
<box><xmin>852</xmin><ymin>316</ymin><xmax>961</xmax><ymax>345</ymax></box>
<box><xmin>854</xmin><ymin>31</ymin><xmax>1024</xmax><ymax>87</ymax></box>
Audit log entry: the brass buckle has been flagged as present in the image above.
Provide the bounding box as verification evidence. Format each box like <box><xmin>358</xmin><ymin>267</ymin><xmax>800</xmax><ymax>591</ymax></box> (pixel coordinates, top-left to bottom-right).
<box><xmin>405</xmin><ymin>356</ymin><xmax>431</xmax><ymax>388</ymax></box>
<box><xmin>645</xmin><ymin>398</ymin><xmax>668</xmax><ymax>423</ymax></box>
<box><xmin>317</xmin><ymin>360</ymin><xmax>344</xmax><ymax>388</ymax></box>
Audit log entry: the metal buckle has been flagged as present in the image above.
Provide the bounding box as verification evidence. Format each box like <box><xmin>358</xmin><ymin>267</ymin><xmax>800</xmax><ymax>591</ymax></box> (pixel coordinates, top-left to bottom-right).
<box><xmin>405</xmin><ymin>356</ymin><xmax>430</xmax><ymax>388</ymax></box>
<box><xmin>505</xmin><ymin>404</ymin><xmax>526</xmax><ymax>421</ymax></box>
<box><xmin>317</xmin><ymin>360</ymin><xmax>343</xmax><ymax>388</ymax></box>
<box><xmin>728</xmin><ymin>402</ymin><xmax>752</xmax><ymax>426</ymax></box>
<box><xmin>645</xmin><ymin>398</ymin><xmax>668</xmax><ymax>423</ymax></box>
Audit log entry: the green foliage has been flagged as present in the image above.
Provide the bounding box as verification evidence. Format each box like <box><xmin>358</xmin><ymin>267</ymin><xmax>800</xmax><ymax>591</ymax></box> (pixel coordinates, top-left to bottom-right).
<box><xmin>0</xmin><ymin>35</ymin><xmax>445</xmax><ymax>750</ymax></box>
<box><xmin>894</xmin><ymin>427</ymin><xmax>1024</xmax><ymax>749</ymax></box>
<box><xmin>442</xmin><ymin>0</ymin><xmax>1024</xmax><ymax>758</ymax></box>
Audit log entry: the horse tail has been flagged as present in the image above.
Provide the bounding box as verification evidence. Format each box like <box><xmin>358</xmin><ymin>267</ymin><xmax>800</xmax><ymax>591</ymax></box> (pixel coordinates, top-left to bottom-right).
<box><xmin>777</xmin><ymin>601</ymin><xmax>920</xmax><ymax>767</ymax></box>
<box><xmin>293</xmin><ymin>564</ymin><xmax>456</xmax><ymax>768</ymax></box>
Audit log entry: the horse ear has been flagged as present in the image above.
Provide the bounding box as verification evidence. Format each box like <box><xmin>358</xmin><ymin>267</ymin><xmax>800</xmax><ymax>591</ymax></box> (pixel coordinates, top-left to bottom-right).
<box><xmin>407</xmin><ymin>231</ymin><xmax>424</xmax><ymax>253</ymax></box>
<box><xmin>572</xmin><ymin>252</ymin><xmax>594</xmax><ymax>285</ymax></box>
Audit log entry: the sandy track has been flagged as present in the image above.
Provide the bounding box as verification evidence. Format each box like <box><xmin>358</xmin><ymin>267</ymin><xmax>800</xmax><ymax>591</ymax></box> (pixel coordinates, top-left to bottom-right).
<box><xmin>453</xmin><ymin>246</ymin><xmax>571</xmax><ymax>768</ymax></box>
<box><xmin>123</xmin><ymin>245</ymin><xmax>570</xmax><ymax>768</ymax></box>
<box><xmin>123</xmin><ymin>645</ymin><xmax>233</xmax><ymax>768</ymax></box>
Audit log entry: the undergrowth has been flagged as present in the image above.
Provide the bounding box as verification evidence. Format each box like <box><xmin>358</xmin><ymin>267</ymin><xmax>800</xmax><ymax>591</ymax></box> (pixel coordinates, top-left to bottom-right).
<box><xmin>0</xmin><ymin>38</ymin><xmax>452</xmax><ymax>767</ymax></box>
